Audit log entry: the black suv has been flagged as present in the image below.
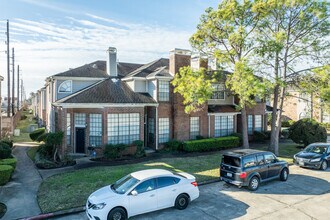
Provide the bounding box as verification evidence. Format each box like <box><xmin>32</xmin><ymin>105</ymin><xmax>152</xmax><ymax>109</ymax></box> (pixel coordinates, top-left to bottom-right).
<box><xmin>220</xmin><ymin>149</ymin><xmax>289</xmax><ymax>191</ymax></box>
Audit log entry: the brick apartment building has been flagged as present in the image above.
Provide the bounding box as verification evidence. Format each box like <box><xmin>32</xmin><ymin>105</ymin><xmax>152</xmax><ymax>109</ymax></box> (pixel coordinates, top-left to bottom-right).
<box><xmin>32</xmin><ymin>48</ymin><xmax>268</xmax><ymax>156</ymax></box>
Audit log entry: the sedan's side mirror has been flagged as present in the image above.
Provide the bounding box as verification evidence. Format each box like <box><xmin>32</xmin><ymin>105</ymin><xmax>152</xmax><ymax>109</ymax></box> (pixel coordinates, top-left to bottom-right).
<box><xmin>131</xmin><ymin>190</ymin><xmax>138</xmax><ymax>196</ymax></box>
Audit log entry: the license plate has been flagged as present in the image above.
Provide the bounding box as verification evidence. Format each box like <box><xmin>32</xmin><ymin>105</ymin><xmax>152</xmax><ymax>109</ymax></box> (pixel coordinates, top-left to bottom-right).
<box><xmin>299</xmin><ymin>161</ymin><xmax>304</xmax><ymax>166</ymax></box>
<box><xmin>227</xmin><ymin>172</ymin><xmax>232</xmax><ymax>177</ymax></box>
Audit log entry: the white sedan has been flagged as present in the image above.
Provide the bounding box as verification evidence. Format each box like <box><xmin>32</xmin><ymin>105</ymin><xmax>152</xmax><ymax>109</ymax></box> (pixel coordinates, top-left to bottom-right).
<box><xmin>86</xmin><ymin>169</ymin><xmax>200</xmax><ymax>220</ymax></box>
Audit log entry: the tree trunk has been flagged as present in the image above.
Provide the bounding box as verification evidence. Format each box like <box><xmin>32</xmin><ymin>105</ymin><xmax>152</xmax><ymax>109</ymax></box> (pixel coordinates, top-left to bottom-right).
<box><xmin>269</xmin><ymin>85</ymin><xmax>279</xmax><ymax>154</ymax></box>
<box><xmin>241</xmin><ymin>106</ymin><xmax>249</xmax><ymax>149</ymax></box>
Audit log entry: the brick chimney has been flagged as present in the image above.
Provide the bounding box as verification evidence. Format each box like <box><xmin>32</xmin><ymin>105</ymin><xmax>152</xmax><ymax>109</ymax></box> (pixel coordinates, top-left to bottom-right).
<box><xmin>169</xmin><ymin>48</ymin><xmax>191</xmax><ymax>76</ymax></box>
<box><xmin>107</xmin><ymin>47</ymin><xmax>117</xmax><ymax>77</ymax></box>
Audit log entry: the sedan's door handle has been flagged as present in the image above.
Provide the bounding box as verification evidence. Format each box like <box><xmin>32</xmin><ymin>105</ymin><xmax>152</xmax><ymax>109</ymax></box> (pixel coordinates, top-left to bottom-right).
<box><xmin>150</xmin><ymin>194</ymin><xmax>155</xmax><ymax>197</ymax></box>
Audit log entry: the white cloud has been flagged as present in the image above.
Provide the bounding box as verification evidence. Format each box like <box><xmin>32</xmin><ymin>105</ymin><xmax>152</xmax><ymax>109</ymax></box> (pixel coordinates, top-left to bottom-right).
<box><xmin>0</xmin><ymin>14</ymin><xmax>192</xmax><ymax>97</ymax></box>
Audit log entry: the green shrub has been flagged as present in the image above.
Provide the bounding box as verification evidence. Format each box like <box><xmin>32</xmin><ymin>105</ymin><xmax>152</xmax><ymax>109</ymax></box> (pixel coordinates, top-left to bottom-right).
<box><xmin>231</xmin><ymin>133</ymin><xmax>243</xmax><ymax>146</ymax></box>
<box><xmin>0</xmin><ymin>158</ymin><xmax>17</xmax><ymax>169</ymax></box>
<box><xmin>281</xmin><ymin>129</ymin><xmax>290</xmax><ymax>139</ymax></box>
<box><xmin>264</xmin><ymin>131</ymin><xmax>271</xmax><ymax>140</ymax></box>
<box><xmin>104</xmin><ymin>144</ymin><xmax>128</xmax><ymax>159</ymax></box>
<box><xmin>133</xmin><ymin>140</ymin><xmax>145</xmax><ymax>158</ymax></box>
<box><xmin>0</xmin><ymin>143</ymin><xmax>12</xmax><ymax>159</ymax></box>
<box><xmin>0</xmin><ymin>165</ymin><xmax>13</xmax><ymax>185</ymax></box>
<box><xmin>37</xmin><ymin>144</ymin><xmax>54</xmax><ymax>159</ymax></box>
<box><xmin>183</xmin><ymin>136</ymin><xmax>239</xmax><ymax>152</ymax></box>
<box><xmin>289</xmin><ymin>119</ymin><xmax>327</xmax><ymax>146</ymax></box>
<box><xmin>165</xmin><ymin>140</ymin><xmax>183</xmax><ymax>151</ymax></box>
<box><xmin>45</xmin><ymin>132</ymin><xmax>63</xmax><ymax>146</ymax></box>
<box><xmin>282</xmin><ymin>120</ymin><xmax>295</xmax><ymax>127</ymax></box>
<box><xmin>253</xmin><ymin>131</ymin><xmax>267</xmax><ymax>142</ymax></box>
<box><xmin>30</xmin><ymin>128</ymin><xmax>46</xmax><ymax>141</ymax></box>
<box><xmin>0</xmin><ymin>139</ymin><xmax>13</xmax><ymax>148</ymax></box>
<box><xmin>36</xmin><ymin>133</ymin><xmax>49</xmax><ymax>142</ymax></box>
<box><xmin>20</xmin><ymin>115</ymin><xmax>27</xmax><ymax>120</ymax></box>
<box><xmin>196</xmin><ymin>135</ymin><xmax>205</xmax><ymax>140</ymax></box>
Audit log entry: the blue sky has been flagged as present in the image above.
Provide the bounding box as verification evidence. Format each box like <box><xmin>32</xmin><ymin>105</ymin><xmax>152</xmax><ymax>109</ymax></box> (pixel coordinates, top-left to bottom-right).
<box><xmin>0</xmin><ymin>0</ymin><xmax>218</xmax><ymax>96</ymax></box>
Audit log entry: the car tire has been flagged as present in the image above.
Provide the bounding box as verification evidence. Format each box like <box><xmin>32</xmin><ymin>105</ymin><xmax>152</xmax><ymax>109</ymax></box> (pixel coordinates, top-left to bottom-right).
<box><xmin>108</xmin><ymin>207</ymin><xmax>127</xmax><ymax>220</ymax></box>
<box><xmin>248</xmin><ymin>176</ymin><xmax>259</xmax><ymax>191</ymax></box>
<box><xmin>175</xmin><ymin>194</ymin><xmax>189</xmax><ymax>210</ymax></box>
<box><xmin>320</xmin><ymin>160</ymin><xmax>328</xmax><ymax>171</ymax></box>
<box><xmin>280</xmin><ymin>168</ymin><xmax>289</xmax><ymax>181</ymax></box>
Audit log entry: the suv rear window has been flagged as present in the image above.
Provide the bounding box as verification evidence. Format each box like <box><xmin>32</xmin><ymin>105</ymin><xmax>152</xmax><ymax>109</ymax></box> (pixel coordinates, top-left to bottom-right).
<box><xmin>222</xmin><ymin>155</ymin><xmax>241</xmax><ymax>167</ymax></box>
<box><xmin>243</xmin><ymin>156</ymin><xmax>257</xmax><ymax>168</ymax></box>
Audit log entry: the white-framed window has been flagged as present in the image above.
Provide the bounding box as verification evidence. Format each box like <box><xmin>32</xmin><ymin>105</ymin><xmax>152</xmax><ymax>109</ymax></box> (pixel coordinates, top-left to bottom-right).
<box><xmin>107</xmin><ymin>113</ymin><xmax>140</xmax><ymax>144</ymax></box>
<box><xmin>211</xmin><ymin>84</ymin><xmax>225</xmax><ymax>100</ymax></box>
<box><xmin>58</xmin><ymin>80</ymin><xmax>72</xmax><ymax>93</ymax></box>
<box><xmin>190</xmin><ymin>117</ymin><xmax>200</xmax><ymax>139</ymax></box>
<box><xmin>89</xmin><ymin>114</ymin><xmax>102</xmax><ymax>147</ymax></box>
<box><xmin>66</xmin><ymin>113</ymin><xmax>71</xmax><ymax>146</ymax></box>
<box><xmin>158</xmin><ymin>80</ymin><xmax>170</xmax><ymax>101</ymax></box>
<box><xmin>159</xmin><ymin>118</ymin><xmax>170</xmax><ymax>143</ymax></box>
<box><xmin>248</xmin><ymin>115</ymin><xmax>253</xmax><ymax>135</ymax></box>
<box><xmin>214</xmin><ymin>115</ymin><xmax>234</xmax><ymax>137</ymax></box>
<box><xmin>74</xmin><ymin>113</ymin><xmax>86</xmax><ymax>127</ymax></box>
<box><xmin>254</xmin><ymin>115</ymin><xmax>263</xmax><ymax>132</ymax></box>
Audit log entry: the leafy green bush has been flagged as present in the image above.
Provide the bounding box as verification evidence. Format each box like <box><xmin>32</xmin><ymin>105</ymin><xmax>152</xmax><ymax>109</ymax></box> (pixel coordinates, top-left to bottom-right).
<box><xmin>36</xmin><ymin>133</ymin><xmax>49</xmax><ymax>142</ymax></box>
<box><xmin>253</xmin><ymin>131</ymin><xmax>267</xmax><ymax>142</ymax></box>
<box><xmin>281</xmin><ymin>129</ymin><xmax>290</xmax><ymax>139</ymax></box>
<box><xmin>37</xmin><ymin>144</ymin><xmax>54</xmax><ymax>159</ymax></box>
<box><xmin>104</xmin><ymin>144</ymin><xmax>128</xmax><ymax>159</ymax></box>
<box><xmin>30</xmin><ymin>128</ymin><xmax>46</xmax><ymax>141</ymax></box>
<box><xmin>183</xmin><ymin>136</ymin><xmax>239</xmax><ymax>152</ymax></box>
<box><xmin>289</xmin><ymin>119</ymin><xmax>327</xmax><ymax>146</ymax></box>
<box><xmin>45</xmin><ymin>132</ymin><xmax>63</xmax><ymax>146</ymax></box>
<box><xmin>0</xmin><ymin>143</ymin><xmax>12</xmax><ymax>159</ymax></box>
<box><xmin>282</xmin><ymin>120</ymin><xmax>295</xmax><ymax>127</ymax></box>
<box><xmin>0</xmin><ymin>158</ymin><xmax>17</xmax><ymax>169</ymax></box>
<box><xmin>20</xmin><ymin>114</ymin><xmax>27</xmax><ymax>120</ymax></box>
<box><xmin>231</xmin><ymin>133</ymin><xmax>243</xmax><ymax>146</ymax></box>
<box><xmin>165</xmin><ymin>140</ymin><xmax>183</xmax><ymax>151</ymax></box>
<box><xmin>196</xmin><ymin>135</ymin><xmax>205</xmax><ymax>140</ymax></box>
<box><xmin>0</xmin><ymin>139</ymin><xmax>13</xmax><ymax>148</ymax></box>
<box><xmin>133</xmin><ymin>140</ymin><xmax>145</xmax><ymax>158</ymax></box>
<box><xmin>0</xmin><ymin>165</ymin><xmax>13</xmax><ymax>185</ymax></box>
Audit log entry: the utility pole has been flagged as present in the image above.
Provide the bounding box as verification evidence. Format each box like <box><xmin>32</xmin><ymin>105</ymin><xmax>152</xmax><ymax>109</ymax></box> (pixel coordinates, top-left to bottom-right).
<box><xmin>6</xmin><ymin>20</ymin><xmax>10</xmax><ymax>117</ymax></box>
<box><xmin>12</xmin><ymin>47</ymin><xmax>15</xmax><ymax>116</ymax></box>
<box><xmin>17</xmin><ymin>65</ymin><xmax>20</xmax><ymax>111</ymax></box>
<box><xmin>20</xmin><ymin>79</ymin><xmax>23</xmax><ymax>107</ymax></box>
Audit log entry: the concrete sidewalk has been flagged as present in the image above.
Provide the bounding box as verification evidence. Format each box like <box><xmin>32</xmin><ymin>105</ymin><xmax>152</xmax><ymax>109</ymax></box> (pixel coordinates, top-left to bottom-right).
<box><xmin>0</xmin><ymin>144</ymin><xmax>42</xmax><ymax>220</ymax></box>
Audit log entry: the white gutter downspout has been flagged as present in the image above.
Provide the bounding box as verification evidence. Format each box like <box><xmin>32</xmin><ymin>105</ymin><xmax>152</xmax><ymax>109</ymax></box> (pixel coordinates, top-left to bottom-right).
<box><xmin>156</xmin><ymin>107</ymin><xmax>159</xmax><ymax>150</ymax></box>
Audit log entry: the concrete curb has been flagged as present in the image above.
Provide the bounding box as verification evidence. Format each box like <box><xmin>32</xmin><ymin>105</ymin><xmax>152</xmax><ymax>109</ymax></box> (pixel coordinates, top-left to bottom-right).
<box><xmin>19</xmin><ymin>207</ymin><xmax>85</xmax><ymax>220</ymax></box>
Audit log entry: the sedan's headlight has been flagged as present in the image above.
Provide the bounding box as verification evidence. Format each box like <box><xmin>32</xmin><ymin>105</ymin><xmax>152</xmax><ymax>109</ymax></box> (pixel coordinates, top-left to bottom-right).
<box><xmin>91</xmin><ymin>202</ymin><xmax>106</xmax><ymax>210</ymax></box>
<box><xmin>310</xmin><ymin>158</ymin><xmax>321</xmax><ymax>163</ymax></box>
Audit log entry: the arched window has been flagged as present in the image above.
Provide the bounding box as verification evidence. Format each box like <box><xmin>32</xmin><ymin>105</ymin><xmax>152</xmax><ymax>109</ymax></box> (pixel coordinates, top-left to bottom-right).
<box><xmin>58</xmin><ymin>80</ymin><xmax>72</xmax><ymax>93</ymax></box>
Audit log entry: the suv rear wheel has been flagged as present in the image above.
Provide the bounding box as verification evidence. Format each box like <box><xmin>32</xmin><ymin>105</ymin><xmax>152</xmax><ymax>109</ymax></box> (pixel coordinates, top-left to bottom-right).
<box><xmin>248</xmin><ymin>176</ymin><xmax>259</xmax><ymax>191</ymax></box>
<box><xmin>280</xmin><ymin>168</ymin><xmax>289</xmax><ymax>181</ymax></box>
<box><xmin>320</xmin><ymin>160</ymin><xmax>328</xmax><ymax>171</ymax></box>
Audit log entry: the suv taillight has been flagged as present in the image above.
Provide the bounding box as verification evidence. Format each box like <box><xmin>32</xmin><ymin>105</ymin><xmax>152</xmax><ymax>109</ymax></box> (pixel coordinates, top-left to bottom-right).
<box><xmin>191</xmin><ymin>181</ymin><xmax>198</xmax><ymax>187</ymax></box>
<box><xmin>239</xmin><ymin>172</ymin><xmax>247</xmax><ymax>179</ymax></box>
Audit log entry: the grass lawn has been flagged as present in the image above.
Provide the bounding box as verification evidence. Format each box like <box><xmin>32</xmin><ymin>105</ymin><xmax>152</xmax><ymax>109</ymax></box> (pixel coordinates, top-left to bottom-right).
<box><xmin>38</xmin><ymin>153</ymin><xmax>222</xmax><ymax>213</ymax></box>
<box><xmin>12</xmin><ymin>111</ymin><xmax>36</xmax><ymax>143</ymax></box>
<box><xmin>37</xmin><ymin>141</ymin><xmax>302</xmax><ymax>213</ymax></box>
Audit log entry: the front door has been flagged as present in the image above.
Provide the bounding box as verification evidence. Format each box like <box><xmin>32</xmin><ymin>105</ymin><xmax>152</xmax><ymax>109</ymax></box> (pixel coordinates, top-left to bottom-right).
<box><xmin>75</xmin><ymin>128</ymin><xmax>85</xmax><ymax>153</ymax></box>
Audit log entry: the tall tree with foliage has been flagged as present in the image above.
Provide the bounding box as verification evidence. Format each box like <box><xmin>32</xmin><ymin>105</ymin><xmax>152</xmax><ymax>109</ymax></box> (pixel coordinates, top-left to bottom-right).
<box><xmin>255</xmin><ymin>0</ymin><xmax>330</xmax><ymax>155</ymax></box>
<box><xmin>173</xmin><ymin>0</ymin><xmax>268</xmax><ymax>148</ymax></box>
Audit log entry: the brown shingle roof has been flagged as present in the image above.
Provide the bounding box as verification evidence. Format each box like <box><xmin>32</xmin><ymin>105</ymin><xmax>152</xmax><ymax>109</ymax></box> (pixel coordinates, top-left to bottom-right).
<box><xmin>124</xmin><ymin>58</ymin><xmax>170</xmax><ymax>78</ymax></box>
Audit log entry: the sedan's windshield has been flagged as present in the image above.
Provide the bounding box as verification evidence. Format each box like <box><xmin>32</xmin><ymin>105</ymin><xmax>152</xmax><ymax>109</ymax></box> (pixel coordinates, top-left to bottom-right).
<box><xmin>111</xmin><ymin>175</ymin><xmax>139</xmax><ymax>194</ymax></box>
<box><xmin>304</xmin><ymin>145</ymin><xmax>327</xmax><ymax>154</ymax></box>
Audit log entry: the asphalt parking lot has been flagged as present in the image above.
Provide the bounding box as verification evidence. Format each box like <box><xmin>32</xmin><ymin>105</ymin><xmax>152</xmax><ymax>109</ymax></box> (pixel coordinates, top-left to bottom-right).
<box><xmin>57</xmin><ymin>165</ymin><xmax>330</xmax><ymax>220</ymax></box>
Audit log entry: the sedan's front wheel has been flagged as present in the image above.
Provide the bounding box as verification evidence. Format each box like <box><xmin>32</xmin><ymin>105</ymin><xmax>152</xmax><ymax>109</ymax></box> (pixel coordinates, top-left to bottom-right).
<box><xmin>320</xmin><ymin>160</ymin><xmax>328</xmax><ymax>171</ymax></box>
<box><xmin>175</xmin><ymin>194</ymin><xmax>189</xmax><ymax>210</ymax></box>
<box><xmin>108</xmin><ymin>207</ymin><xmax>127</xmax><ymax>220</ymax></box>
